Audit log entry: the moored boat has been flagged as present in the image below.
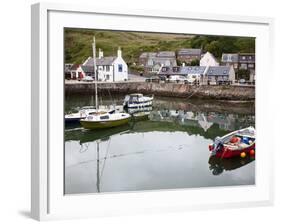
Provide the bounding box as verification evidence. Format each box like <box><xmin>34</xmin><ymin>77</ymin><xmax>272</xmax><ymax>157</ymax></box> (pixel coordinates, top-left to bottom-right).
<box><xmin>80</xmin><ymin>110</ymin><xmax>131</xmax><ymax>129</ymax></box>
<box><xmin>123</xmin><ymin>93</ymin><xmax>153</xmax><ymax>108</ymax></box>
<box><xmin>208</xmin><ymin>126</ymin><xmax>255</xmax><ymax>158</ymax></box>
<box><xmin>65</xmin><ymin>106</ymin><xmax>97</xmax><ymax>124</ymax></box>
<box><xmin>79</xmin><ymin>36</ymin><xmax>131</xmax><ymax>130</ymax></box>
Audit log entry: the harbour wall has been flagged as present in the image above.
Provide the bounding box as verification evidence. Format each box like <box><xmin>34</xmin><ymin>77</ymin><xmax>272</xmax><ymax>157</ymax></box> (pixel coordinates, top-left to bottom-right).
<box><xmin>65</xmin><ymin>82</ymin><xmax>255</xmax><ymax>100</ymax></box>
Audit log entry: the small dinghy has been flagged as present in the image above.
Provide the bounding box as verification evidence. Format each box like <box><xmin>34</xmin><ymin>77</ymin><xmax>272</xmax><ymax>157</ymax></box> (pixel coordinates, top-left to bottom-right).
<box><xmin>209</xmin><ymin>126</ymin><xmax>255</xmax><ymax>158</ymax></box>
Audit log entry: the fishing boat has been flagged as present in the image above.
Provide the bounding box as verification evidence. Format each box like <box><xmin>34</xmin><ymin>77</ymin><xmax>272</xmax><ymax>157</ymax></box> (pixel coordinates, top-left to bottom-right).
<box><xmin>208</xmin><ymin>126</ymin><xmax>255</xmax><ymax>158</ymax></box>
<box><xmin>80</xmin><ymin>36</ymin><xmax>131</xmax><ymax>130</ymax></box>
<box><xmin>123</xmin><ymin>93</ymin><xmax>153</xmax><ymax>108</ymax></box>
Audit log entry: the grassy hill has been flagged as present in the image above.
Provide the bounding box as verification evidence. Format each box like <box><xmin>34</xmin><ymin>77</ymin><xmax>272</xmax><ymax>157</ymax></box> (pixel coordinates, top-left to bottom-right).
<box><xmin>64</xmin><ymin>28</ymin><xmax>255</xmax><ymax>67</ymax></box>
<box><xmin>64</xmin><ymin>28</ymin><xmax>194</xmax><ymax>65</ymax></box>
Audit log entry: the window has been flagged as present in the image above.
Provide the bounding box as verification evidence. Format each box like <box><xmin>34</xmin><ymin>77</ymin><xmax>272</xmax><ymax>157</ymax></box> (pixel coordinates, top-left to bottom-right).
<box><xmin>240</xmin><ymin>63</ymin><xmax>247</xmax><ymax>69</ymax></box>
<box><xmin>173</xmin><ymin>67</ymin><xmax>179</xmax><ymax>72</ymax></box>
<box><xmin>118</xmin><ymin>64</ymin><xmax>123</xmax><ymax>72</ymax></box>
<box><xmin>100</xmin><ymin>115</ymin><xmax>109</xmax><ymax>120</ymax></box>
<box><xmin>106</xmin><ymin>65</ymin><xmax>110</xmax><ymax>71</ymax></box>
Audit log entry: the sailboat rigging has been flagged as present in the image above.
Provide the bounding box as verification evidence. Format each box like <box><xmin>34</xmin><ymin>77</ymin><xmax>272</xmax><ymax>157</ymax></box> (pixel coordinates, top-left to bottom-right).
<box><xmin>80</xmin><ymin>37</ymin><xmax>131</xmax><ymax>130</ymax></box>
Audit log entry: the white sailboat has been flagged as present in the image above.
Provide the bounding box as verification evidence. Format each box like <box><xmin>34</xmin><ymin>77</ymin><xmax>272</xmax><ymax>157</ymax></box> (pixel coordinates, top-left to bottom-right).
<box><xmin>80</xmin><ymin>37</ymin><xmax>131</xmax><ymax>130</ymax></box>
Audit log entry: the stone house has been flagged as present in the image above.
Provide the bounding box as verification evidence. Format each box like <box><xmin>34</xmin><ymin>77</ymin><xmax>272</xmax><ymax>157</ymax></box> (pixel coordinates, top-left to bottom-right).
<box><xmin>158</xmin><ymin>65</ymin><xmax>206</xmax><ymax>81</ymax></box>
<box><xmin>221</xmin><ymin>53</ymin><xmax>255</xmax><ymax>81</ymax></box>
<box><xmin>139</xmin><ymin>51</ymin><xmax>177</xmax><ymax>74</ymax></box>
<box><xmin>177</xmin><ymin>48</ymin><xmax>202</xmax><ymax>64</ymax></box>
<box><xmin>221</xmin><ymin>53</ymin><xmax>239</xmax><ymax>69</ymax></box>
<box><xmin>204</xmin><ymin>66</ymin><xmax>235</xmax><ymax>83</ymax></box>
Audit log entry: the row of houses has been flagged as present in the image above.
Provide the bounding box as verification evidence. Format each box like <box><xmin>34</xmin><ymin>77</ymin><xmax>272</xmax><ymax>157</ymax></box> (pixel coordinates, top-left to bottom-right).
<box><xmin>158</xmin><ymin>65</ymin><xmax>236</xmax><ymax>83</ymax></box>
<box><xmin>65</xmin><ymin>44</ymin><xmax>255</xmax><ymax>83</ymax></box>
<box><xmin>139</xmin><ymin>48</ymin><xmax>255</xmax><ymax>82</ymax></box>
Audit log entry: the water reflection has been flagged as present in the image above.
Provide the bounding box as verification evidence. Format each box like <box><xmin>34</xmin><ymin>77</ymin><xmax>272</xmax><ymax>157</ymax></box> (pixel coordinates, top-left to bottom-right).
<box><xmin>65</xmin><ymin>96</ymin><xmax>255</xmax><ymax>194</ymax></box>
<box><xmin>208</xmin><ymin>155</ymin><xmax>255</xmax><ymax>176</ymax></box>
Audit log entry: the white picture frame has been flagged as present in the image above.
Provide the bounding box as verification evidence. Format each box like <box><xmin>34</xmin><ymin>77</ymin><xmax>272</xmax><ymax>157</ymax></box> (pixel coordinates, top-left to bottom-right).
<box><xmin>31</xmin><ymin>2</ymin><xmax>274</xmax><ymax>221</ymax></box>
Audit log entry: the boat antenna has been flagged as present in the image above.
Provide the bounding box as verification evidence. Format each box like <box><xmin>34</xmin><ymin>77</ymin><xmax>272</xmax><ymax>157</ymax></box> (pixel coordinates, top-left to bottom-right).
<box><xmin>92</xmin><ymin>36</ymin><xmax>98</xmax><ymax>110</ymax></box>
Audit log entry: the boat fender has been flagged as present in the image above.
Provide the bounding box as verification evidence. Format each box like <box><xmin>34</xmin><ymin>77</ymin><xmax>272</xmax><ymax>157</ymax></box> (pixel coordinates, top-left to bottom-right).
<box><xmin>240</xmin><ymin>152</ymin><xmax>246</xmax><ymax>158</ymax></box>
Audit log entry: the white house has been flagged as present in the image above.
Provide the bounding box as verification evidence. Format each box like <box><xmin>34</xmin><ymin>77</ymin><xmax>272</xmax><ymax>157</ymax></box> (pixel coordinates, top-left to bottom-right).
<box><xmin>200</xmin><ymin>52</ymin><xmax>219</xmax><ymax>67</ymax></box>
<box><xmin>83</xmin><ymin>47</ymin><xmax>128</xmax><ymax>82</ymax></box>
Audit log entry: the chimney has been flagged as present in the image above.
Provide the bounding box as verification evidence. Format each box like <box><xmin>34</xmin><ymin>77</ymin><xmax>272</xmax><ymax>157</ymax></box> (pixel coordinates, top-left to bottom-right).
<box><xmin>117</xmin><ymin>46</ymin><xmax>122</xmax><ymax>58</ymax></box>
<box><xmin>98</xmin><ymin>48</ymin><xmax>103</xmax><ymax>59</ymax></box>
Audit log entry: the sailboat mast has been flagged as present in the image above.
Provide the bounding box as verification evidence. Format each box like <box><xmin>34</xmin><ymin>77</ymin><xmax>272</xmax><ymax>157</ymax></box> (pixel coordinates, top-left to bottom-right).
<box><xmin>92</xmin><ymin>36</ymin><xmax>98</xmax><ymax>110</ymax></box>
<box><xmin>96</xmin><ymin>141</ymin><xmax>100</xmax><ymax>193</ymax></box>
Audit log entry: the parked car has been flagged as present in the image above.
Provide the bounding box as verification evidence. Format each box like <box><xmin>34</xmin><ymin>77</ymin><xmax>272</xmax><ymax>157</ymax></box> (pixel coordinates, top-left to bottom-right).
<box><xmin>167</xmin><ymin>75</ymin><xmax>191</xmax><ymax>84</ymax></box>
<box><xmin>239</xmin><ymin>79</ymin><xmax>246</xmax><ymax>84</ymax></box>
<box><xmin>82</xmin><ymin>76</ymin><xmax>94</xmax><ymax>82</ymax></box>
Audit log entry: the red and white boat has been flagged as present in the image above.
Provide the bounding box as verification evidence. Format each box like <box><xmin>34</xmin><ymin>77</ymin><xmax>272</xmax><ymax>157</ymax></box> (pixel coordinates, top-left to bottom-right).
<box><xmin>209</xmin><ymin>126</ymin><xmax>255</xmax><ymax>159</ymax></box>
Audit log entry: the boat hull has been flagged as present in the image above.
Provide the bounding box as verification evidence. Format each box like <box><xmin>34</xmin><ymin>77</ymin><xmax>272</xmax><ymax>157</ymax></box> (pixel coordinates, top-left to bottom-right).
<box><xmin>65</xmin><ymin>116</ymin><xmax>86</xmax><ymax>124</ymax></box>
<box><xmin>124</xmin><ymin>100</ymin><xmax>153</xmax><ymax>108</ymax></box>
<box><xmin>210</xmin><ymin>143</ymin><xmax>255</xmax><ymax>159</ymax></box>
<box><xmin>80</xmin><ymin>117</ymin><xmax>130</xmax><ymax>130</ymax></box>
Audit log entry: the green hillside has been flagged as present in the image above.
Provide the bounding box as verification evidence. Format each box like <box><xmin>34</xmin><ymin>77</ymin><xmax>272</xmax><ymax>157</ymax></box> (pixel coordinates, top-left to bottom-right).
<box><xmin>64</xmin><ymin>28</ymin><xmax>255</xmax><ymax>66</ymax></box>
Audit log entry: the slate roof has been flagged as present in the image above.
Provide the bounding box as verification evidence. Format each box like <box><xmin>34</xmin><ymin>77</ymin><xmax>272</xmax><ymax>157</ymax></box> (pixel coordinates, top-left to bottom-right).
<box><xmin>181</xmin><ymin>66</ymin><xmax>206</xmax><ymax>74</ymax></box>
<box><xmin>139</xmin><ymin>52</ymin><xmax>157</xmax><ymax>58</ymax></box>
<box><xmin>177</xmin><ymin>48</ymin><xmax>202</xmax><ymax>56</ymax></box>
<box><xmin>84</xmin><ymin>57</ymin><xmax>117</xmax><ymax>66</ymax></box>
<box><xmin>147</xmin><ymin>58</ymin><xmax>177</xmax><ymax>67</ymax></box>
<box><xmin>80</xmin><ymin>65</ymin><xmax>95</xmax><ymax>73</ymax></box>
<box><xmin>156</xmin><ymin>51</ymin><xmax>176</xmax><ymax>58</ymax></box>
<box><xmin>221</xmin><ymin>53</ymin><xmax>239</xmax><ymax>63</ymax></box>
<box><xmin>158</xmin><ymin>66</ymin><xmax>206</xmax><ymax>75</ymax></box>
<box><xmin>239</xmin><ymin>53</ymin><xmax>255</xmax><ymax>63</ymax></box>
<box><xmin>206</xmin><ymin>66</ymin><xmax>231</xmax><ymax>76</ymax></box>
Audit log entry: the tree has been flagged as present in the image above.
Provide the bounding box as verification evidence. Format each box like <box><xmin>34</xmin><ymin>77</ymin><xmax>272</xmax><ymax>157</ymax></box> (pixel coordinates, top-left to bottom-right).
<box><xmin>237</xmin><ymin>69</ymin><xmax>250</xmax><ymax>80</ymax></box>
<box><xmin>205</xmin><ymin>41</ymin><xmax>222</xmax><ymax>58</ymax></box>
<box><xmin>190</xmin><ymin>59</ymin><xmax>200</xmax><ymax>66</ymax></box>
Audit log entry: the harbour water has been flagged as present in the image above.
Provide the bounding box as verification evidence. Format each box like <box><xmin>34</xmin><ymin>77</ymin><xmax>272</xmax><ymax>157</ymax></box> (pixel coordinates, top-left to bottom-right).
<box><xmin>64</xmin><ymin>94</ymin><xmax>255</xmax><ymax>194</ymax></box>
